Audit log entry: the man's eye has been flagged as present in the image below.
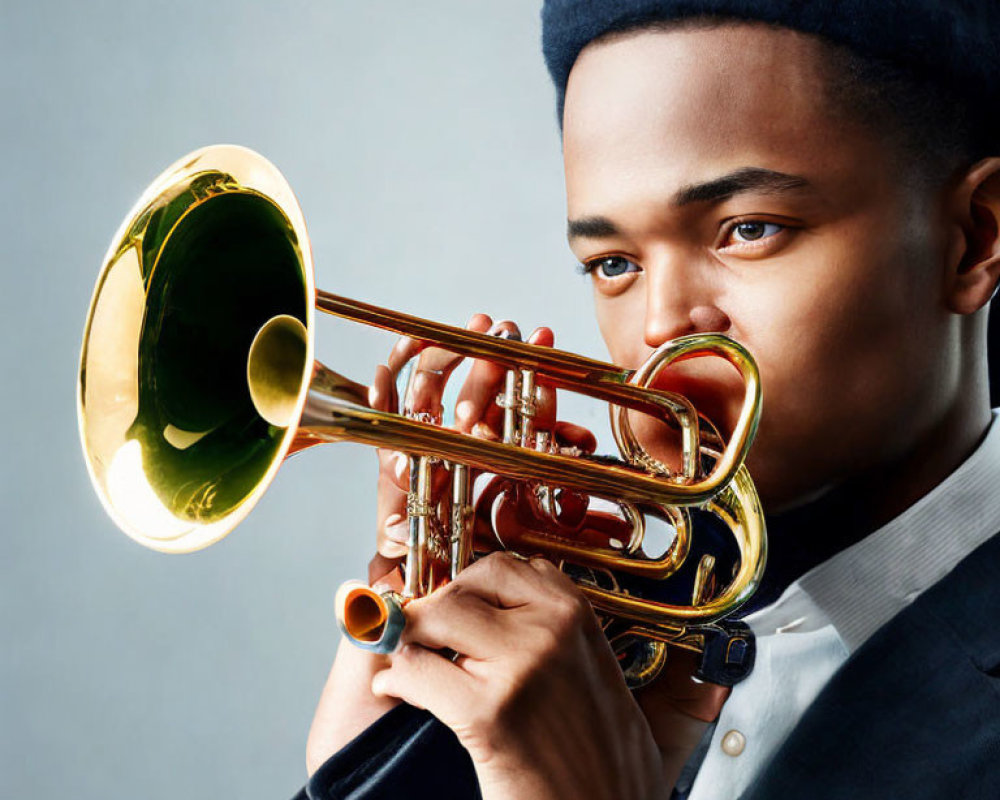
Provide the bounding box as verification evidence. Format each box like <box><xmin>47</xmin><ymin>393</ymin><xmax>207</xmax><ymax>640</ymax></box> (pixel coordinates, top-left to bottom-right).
<box><xmin>584</xmin><ymin>256</ymin><xmax>641</xmax><ymax>278</ymax></box>
<box><xmin>728</xmin><ymin>221</ymin><xmax>784</xmax><ymax>244</ymax></box>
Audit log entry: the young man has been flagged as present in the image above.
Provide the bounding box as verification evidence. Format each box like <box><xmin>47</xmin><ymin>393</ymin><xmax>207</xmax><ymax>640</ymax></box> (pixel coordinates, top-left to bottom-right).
<box><xmin>297</xmin><ymin>2</ymin><xmax>1000</xmax><ymax>798</ymax></box>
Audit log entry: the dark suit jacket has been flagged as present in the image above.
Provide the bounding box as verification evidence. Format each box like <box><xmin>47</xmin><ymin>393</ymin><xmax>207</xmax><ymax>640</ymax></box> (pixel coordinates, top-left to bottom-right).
<box><xmin>741</xmin><ymin>531</ymin><xmax>1000</xmax><ymax>799</ymax></box>
<box><xmin>295</xmin><ymin>533</ymin><xmax>1000</xmax><ymax>799</ymax></box>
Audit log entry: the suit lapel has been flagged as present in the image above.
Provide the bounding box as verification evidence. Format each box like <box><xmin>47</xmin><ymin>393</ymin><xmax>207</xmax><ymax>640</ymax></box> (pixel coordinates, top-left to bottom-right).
<box><xmin>740</xmin><ymin>533</ymin><xmax>1000</xmax><ymax>800</ymax></box>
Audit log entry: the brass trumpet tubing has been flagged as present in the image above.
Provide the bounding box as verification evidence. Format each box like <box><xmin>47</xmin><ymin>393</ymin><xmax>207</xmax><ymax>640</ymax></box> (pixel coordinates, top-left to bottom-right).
<box><xmin>620</xmin><ymin>502</ymin><xmax>647</xmax><ymax>556</ymax></box>
<box><xmin>692</xmin><ymin>554</ymin><xmax>718</xmax><ymax>606</ymax></box>
<box><xmin>580</xmin><ymin>465</ymin><xmax>765</xmax><ymax>625</ymax></box>
<box><xmin>449</xmin><ymin>463</ymin><xmax>473</xmax><ymax>580</ymax></box>
<box><xmin>518</xmin><ymin>369</ymin><xmax>536</xmax><ymax>448</ymax></box>
<box><xmin>489</xmin><ymin>515</ymin><xmax>691</xmax><ymax>580</ymax></box>
<box><xmin>300</xmin><ymin>361</ymin><xmax>766</xmax><ymax>629</ymax></box>
<box><xmin>316</xmin><ymin>290</ymin><xmax>631</xmax><ymax>384</ymax></box>
<box><xmin>476</xmin><ymin>477</ymin><xmax>692</xmax><ymax>581</ymax></box>
<box><xmin>403</xmin><ymin>455</ymin><xmax>429</xmax><ymax>599</ymax></box>
<box><xmin>611</xmin><ymin>335</ymin><xmax>762</xmax><ymax>501</ymax></box>
<box><xmin>299</xmin><ymin>366</ymin><xmax>732</xmax><ymax>507</ymax></box>
<box><xmin>316</xmin><ymin>291</ymin><xmax>713</xmax><ymax>483</ymax></box>
<box><xmin>317</xmin><ymin>291</ymin><xmax>762</xmax><ymax>497</ymax></box>
<box><xmin>501</xmin><ymin>369</ymin><xmax>520</xmax><ymax>445</ymax></box>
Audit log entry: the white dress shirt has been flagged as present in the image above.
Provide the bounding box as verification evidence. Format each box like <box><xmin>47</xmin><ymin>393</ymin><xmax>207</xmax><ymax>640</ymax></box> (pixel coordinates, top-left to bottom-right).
<box><xmin>687</xmin><ymin>411</ymin><xmax>1000</xmax><ymax>800</ymax></box>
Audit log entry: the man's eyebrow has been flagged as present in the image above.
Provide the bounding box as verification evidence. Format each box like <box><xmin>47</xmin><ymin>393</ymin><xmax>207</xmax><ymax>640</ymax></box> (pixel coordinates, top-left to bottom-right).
<box><xmin>673</xmin><ymin>166</ymin><xmax>811</xmax><ymax>206</ymax></box>
<box><xmin>567</xmin><ymin>216</ymin><xmax>621</xmax><ymax>241</ymax></box>
<box><xmin>566</xmin><ymin>167</ymin><xmax>813</xmax><ymax>243</ymax></box>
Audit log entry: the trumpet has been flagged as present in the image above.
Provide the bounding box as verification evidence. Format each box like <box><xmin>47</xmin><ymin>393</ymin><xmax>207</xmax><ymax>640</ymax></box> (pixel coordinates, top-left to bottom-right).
<box><xmin>78</xmin><ymin>145</ymin><xmax>766</xmax><ymax>688</ymax></box>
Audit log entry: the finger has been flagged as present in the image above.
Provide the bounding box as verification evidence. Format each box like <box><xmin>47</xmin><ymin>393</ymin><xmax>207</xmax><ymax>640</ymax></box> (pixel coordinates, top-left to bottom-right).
<box><xmin>477</xmin><ymin>324</ymin><xmax>554</xmax><ymax>437</ymax></box>
<box><xmin>553</xmin><ymin>421</ymin><xmax>598</xmax><ymax>454</ymax></box>
<box><xmin>372</xmin><ymin>360</ymin><xmax>410</xmax><ymax>489</ymax></box>
<box><xmin>368</xmin><ymin>364</ymin><xmax>394</xmax><ymax>413</ymax></box>
<box><xmin>523</xmin><ymin>328</ymin><xmax>559</xmax><ymax>438</ymax></box>
<box><xmin>387</xmin><ymin>336</ymin><xmax>425</xmax><ymax>376</ymax></box>
<box><xmin>376</xmin><ymin>455</ymin><xmax>408</xmax><ymax>514</ymax></box>
<box><xmin>465</xmin><ymin>312</ymin><xmax>493</xmax><ymax>332</ymax></box>
<box><xmin>527</xmin><ymin>325</ymin><xmax>554</xmax><ymax>348</ymax></box>
<box><xmin>371</xmin><ymin>644</ymin><xmax>477</xmax><ymax>725</ymax></box>
<box><xmin>376</xmin><ymin>446</ymin><xmax>412</xmax><ymax>492</ymax></box>
<box><xmin>389</xmin><ymin>313</ymin><xmax>492</xmax><ymax>400</ymax></box>
<box><xmin>397</xmin><ymin>318</ymin><xmax>494</xmax><ymax>498</ymax></box>
<box><xmin>367</xmin><ymin>559</ymin><xmax>405</xmax><ymax>592</ymax></box>
<box><xmin>533</xmin><ymin>382</ymin><xmax>558</xmax><ymax>436</ymax></box>
<box><xmin>408</xmin><ymin>314</ymin><xmax>493</xmax><ymax>390</ymax></box>
<box><xmin>375</xmin><ymin>465</ymin><xmax>409</xmax><ymax>558</ymax></box>
<box><xmin>376</xmin><ymin>511</ymin><xmax>409</xmax><ymax>560</ymax></box>
<box><xmin>451</xmin><ymin>551</ymin><xmax>578</xmax><ymax>610</ymax></box>
<box><xmin>402</xmin><ymin>584</ymin><xmax>517</xmax><ymax>659</ymax></box>
<box><xmin>372</xmin><ymin>356</ymin><xmax>413</xmax><ymax>492</ymax></box>
<box><xmin>403</xmin><ymin>348</ymin><xmax>463</xmax><ymax>421</ymax></box>
<box><xmin>372</xmin><ymin>359</ymin><xmax>410</xmax><ymax>494</ymax></box>
<box><xmin>454</xmin><ymin>320</ymin><xmax>522</xmax><ymax>434</ymax></box>
<box><xmin>377</xmin><ymin>443</ymin><xmax>451</xmax><ymax>503</ymax></box>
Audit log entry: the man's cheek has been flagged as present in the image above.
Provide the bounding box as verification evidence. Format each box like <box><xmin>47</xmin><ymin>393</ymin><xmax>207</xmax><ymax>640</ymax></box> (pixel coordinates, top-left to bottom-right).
<box><xmin>596</xmin><ymin>307</ymin><xmax>645</xmax><ymax>367</ymax></box>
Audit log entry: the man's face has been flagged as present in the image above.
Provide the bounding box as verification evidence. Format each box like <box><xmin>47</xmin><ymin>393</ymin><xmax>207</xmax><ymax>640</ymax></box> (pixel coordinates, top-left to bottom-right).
<box><xmin>563</xmin><ymin>25</ymin><xmax>955</xmax><ymax>509</ymax></box>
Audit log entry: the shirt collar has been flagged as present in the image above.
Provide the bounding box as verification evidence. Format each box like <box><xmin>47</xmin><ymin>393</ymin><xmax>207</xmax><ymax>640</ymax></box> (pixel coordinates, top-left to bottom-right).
<box><xmin>744</xmin><ymin>411</ymin><xmax>1000</xmax><ymax>651</ymax></box>
<box><xmin>788</xmin><ymin>410</ymin><xmax>1000</xmax><ymax>651</ymax></box>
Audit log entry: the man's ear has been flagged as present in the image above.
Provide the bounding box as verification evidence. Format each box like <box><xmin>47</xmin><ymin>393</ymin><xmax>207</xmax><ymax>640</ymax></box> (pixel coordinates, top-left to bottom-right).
<box><xmin>946</xmin><ymin>157</ymin><xmax>1000</xmax><ymax>315</ymax></box>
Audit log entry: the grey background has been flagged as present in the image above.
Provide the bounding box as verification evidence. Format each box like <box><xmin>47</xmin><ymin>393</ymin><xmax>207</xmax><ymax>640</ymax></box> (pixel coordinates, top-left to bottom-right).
<box><xmin>1</xmin><ymin>2</ymin><xmax>611</xmax><ymax>798</ymax></box>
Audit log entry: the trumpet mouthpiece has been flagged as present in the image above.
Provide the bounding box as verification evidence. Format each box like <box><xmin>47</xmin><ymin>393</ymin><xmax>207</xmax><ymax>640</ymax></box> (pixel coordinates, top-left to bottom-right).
<box><xmin>335</xmin><ymin>581</ymin><xmax>406</xmax><ymax>654</ymax></box>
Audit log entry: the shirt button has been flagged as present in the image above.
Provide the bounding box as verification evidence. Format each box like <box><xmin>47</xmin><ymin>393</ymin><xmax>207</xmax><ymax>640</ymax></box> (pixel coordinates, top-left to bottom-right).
<box><xmin>721</xmin><ymin>729</ymin><xmax>746</xmax><ymax>756</ymax></box>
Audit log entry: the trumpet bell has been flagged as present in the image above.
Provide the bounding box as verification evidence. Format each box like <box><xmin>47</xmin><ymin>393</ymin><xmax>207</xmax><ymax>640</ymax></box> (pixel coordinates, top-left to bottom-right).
<box><xmin>78</xmin><ymin>146</ymin><xmax>316</xmax><ymax>552</ymax></box>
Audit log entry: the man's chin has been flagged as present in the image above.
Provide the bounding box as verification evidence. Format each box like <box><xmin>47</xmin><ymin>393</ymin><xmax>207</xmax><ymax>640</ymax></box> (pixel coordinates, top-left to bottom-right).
<box><xmin>742</xmin><ymin>437</ymin><xmax>840</xmax><ymax>514</ymax></box>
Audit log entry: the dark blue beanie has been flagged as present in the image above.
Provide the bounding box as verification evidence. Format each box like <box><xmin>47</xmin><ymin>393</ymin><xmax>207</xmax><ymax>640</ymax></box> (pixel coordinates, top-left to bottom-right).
<box><xmin>541</xmin><ymin>0</ymin><xmax>1000</xmax><ymax>124</ymax></box>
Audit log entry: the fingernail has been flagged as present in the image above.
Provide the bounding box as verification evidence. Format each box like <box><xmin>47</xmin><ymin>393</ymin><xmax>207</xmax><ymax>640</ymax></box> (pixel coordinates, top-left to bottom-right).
<box><xmin>472</xmin><ymin>421</ymin><xmax>498</xmax><ymax>440</ymax></box>
<box><xmin>487</xmin><ymin>323</ymin><xmax>520</xmax><ymax>341</ymax></box>
<box><xmin>384</xmin><ymin>519</ymin><xmax>409</xmax><ymax>544</ymax></box>
<box><xmin>371</xmin><ymin>581</ymin><xmax>392</xmax><ymax>594</ymax></box>
<box><xmin>394</xmin><ymin>453</ymin><xmax>408</xmax><ymax>480</ymax></box>
<box><xmin>371</xmin><ymin>673</ymin><xmax>386</xmax><ymax>694</ymax></box>
<box><xmin>379</xmin><ymin>540</ymin><xmax>408</xmax><ymax>559</ymax></box>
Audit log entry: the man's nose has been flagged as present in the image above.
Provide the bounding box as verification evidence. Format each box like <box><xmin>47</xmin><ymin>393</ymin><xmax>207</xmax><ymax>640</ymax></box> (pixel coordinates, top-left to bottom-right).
<box><xmin>642</xmin><ymin>254</ymin><xmax>730</xmax><ymax>348</ymax></box>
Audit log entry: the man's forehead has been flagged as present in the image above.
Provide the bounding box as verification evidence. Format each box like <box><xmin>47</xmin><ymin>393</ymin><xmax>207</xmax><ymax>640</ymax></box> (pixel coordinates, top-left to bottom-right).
<box><xmin>560</xmin><ymin>28</ymin><xmax>864</xmax><ymax>205</ymax></box>
<box><xmin>563</xmin><ymin>26</ymin><xmax>830</xmax><ymax>137</ymax></box>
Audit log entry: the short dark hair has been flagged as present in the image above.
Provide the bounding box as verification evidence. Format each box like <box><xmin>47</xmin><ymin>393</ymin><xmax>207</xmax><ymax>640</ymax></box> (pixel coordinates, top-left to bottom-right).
<box><xmin>820</xmin><ymin>41</ymin><xmax>995</xmax><ymax>186</ymax></box>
